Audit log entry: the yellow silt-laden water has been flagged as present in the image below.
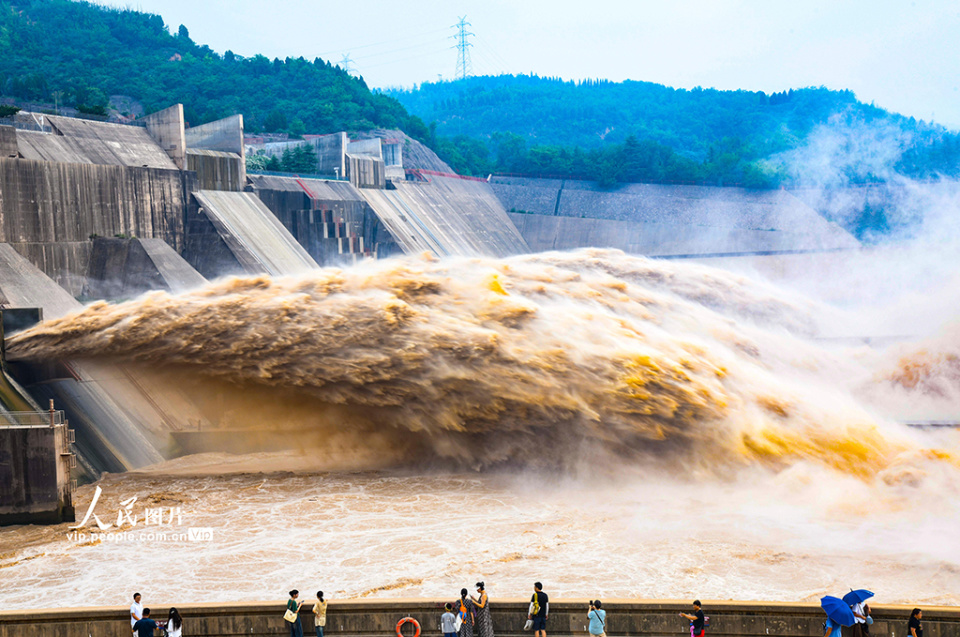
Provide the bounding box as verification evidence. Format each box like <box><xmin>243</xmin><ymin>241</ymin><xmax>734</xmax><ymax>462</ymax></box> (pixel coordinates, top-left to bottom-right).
<box><xmin>7</xmin><ymin>249</ymin><xmax>956</xmax><ymax>478</ymax></box>
<box><xmin>2</xmin><ymin>249</ymin><xmax>960</xmax><ymax>609</ymax></box>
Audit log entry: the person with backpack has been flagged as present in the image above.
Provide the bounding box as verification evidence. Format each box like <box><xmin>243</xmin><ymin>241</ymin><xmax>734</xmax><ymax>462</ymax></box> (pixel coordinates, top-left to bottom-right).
<box><xmin>528</xmin><ymin>582</ymin><xmax>549</xmax><ymax>637</ymax></box>
<box><xmin>680</xmin><ymin>600</ymin><xmax>706</xmax><ymax>637</ymax></box>
<box><xmin>455</xmin><ymin>588</ymin><xmax>476</xmax><ymax>637</ymax></box>
<box><xmin>588</xmin><ymin>600</ymin><xmax>607</xmax><ymax>637</ymax></box>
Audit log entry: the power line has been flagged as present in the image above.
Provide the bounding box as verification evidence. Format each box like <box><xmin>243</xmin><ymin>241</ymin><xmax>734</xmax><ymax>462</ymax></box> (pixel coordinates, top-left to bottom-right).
<box><xmin>314</xmin><ymin>26</ymin><xmax>450</xmax><ymax>57</ymax></box>
<box><xmin>359</xmin><ymin>46</ymin><xmax>454</xmax><ymax>72</ymax></box>
<box><xmin>350</xmin><ymin>36</ymin><xmax>451</xmax><ymax>62</ymax></box>
<box><xmin>339</xmin><ymin>53</ymin><xmax>355</xmax><ymax>75</ymax></box>
<box><xmin>470</xmin><ymin>42</ymin><xmax>506</xmax><ymax>77</ymax></box>
<box><xmin>472</xmin><ymin>33</ymin><xmax>511</xmax><ymax>75</ymax></box>
<box><xmin>451</xmin><ymin>16</ymin><xmax>474</xmax><ymax>80</ymax></box>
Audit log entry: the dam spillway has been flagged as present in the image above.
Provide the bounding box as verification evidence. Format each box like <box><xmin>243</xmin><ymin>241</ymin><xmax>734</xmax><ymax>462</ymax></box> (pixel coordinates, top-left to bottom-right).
<box><xmin>0</xmin><ymin>105</ymin><xmax>957</xmax><ymax>612</ymax></box>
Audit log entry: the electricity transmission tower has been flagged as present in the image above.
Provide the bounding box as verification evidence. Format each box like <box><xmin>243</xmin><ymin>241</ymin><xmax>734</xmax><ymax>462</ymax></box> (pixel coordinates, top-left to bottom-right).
<box><xmin>339</xmin><ymin>53</ymin><xmax>355</xmax><ymax>75</ymax></box>
<box><xmin>452</xmin><ymin>16</ymin><xmax>474</xmax><ymax>80</ymax></box>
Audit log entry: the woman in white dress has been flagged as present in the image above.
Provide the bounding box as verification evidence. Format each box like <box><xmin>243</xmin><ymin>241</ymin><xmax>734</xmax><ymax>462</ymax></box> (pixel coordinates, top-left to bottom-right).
<box><xmin>166</xmin><ymin>608</ymin><xmax>183</xmax><ymax>637</ymax></box>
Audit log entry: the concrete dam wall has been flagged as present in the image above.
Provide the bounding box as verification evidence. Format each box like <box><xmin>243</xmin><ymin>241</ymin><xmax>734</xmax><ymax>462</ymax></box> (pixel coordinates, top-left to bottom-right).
<box><xmin>492</xmin><ymin>177</ymin><xmax>858</xmax><ymax>256</ymax></box>
<box><xmin>188</xmin><ymin>190</ymin><xmax>318</xmax><ymax>276</ymax></box>
<box><xmin>508</xmin><ymin>213</ymin><xmax>854</xmax><ymax>256</ymax></box>
<box><xmin>0</xmin><ymin>600</ymin><xmax>956</xmax><ymax>637</ymax></box>
<box><xmin>360</xmin><ymin>175</ymin><xmax>528</xmax><ymax>258</ymax></box>
<box><xmin>0</xmin><ymin>156</ymin><xmax>186</xmax><ymax>295</ymax></box>
<box><xmin>251</xmin><ymin>174</ymin><xmax>400</xmax><ymax>264</ymax></box>
<box><xmin>0</xmin><ymin>244</ymin><xmax>210</xmax><ymax>478</ymax></box>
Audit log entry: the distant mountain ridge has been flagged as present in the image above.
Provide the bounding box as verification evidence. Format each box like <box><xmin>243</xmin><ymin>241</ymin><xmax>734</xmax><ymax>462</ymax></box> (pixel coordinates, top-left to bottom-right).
<box><xmin>1</xmin><ymin>0</ymin><xmax>956</xmax><ymax>197</ymax></box>
<box><xmin>386</xmin><ymin>74</ymin><xmax>960</xmax><ymax>185</ymax></box>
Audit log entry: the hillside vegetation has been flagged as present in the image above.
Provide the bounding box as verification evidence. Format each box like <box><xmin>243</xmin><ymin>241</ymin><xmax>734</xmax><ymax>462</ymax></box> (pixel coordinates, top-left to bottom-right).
<box><xmin>0</xmin><ymin>0</ymin><xmax>429</xmax><ymax>137</ymax></box>
<box><xmin>1</xmin><ymin>1</ymin><xmax>957</xmax><ymax>192</ymax></box>
<box><xmin>389</xmin><ymin>75</ymin><xmax>960</xmax><ymax>186</ymax></box>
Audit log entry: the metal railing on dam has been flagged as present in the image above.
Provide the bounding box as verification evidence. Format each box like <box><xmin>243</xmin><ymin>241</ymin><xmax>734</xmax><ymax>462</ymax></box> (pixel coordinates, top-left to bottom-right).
<box><xmin>0</xmin><ymin>600</ymin><xmax>957</xmax><ymax>637</ymax></box>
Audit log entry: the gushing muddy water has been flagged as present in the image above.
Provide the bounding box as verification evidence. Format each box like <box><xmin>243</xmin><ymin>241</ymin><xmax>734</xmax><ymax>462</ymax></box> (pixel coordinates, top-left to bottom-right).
<box><xmin>2</xmin><ymin>250</ymin><xmax>959</xmax><ymax>608</ymax></box>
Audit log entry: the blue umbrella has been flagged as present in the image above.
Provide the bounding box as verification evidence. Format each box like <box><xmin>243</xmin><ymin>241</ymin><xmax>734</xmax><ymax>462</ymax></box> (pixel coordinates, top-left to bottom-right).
<box><xmin>842</xmin><ymin>590</ymin><xmax>874</xmax><ymax>606</ymax></box>
<box><xmin>821</xmin><ymin>596</ymin><xmax>856</xmax><ymax>627</ymax></box>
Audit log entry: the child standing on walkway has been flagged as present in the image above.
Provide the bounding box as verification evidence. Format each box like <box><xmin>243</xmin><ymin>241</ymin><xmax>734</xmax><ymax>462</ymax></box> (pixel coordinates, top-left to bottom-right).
<box><xmin>442</xmin><ymin>603</ymin><xmax>458</xmax><ymax>637</ymax></box>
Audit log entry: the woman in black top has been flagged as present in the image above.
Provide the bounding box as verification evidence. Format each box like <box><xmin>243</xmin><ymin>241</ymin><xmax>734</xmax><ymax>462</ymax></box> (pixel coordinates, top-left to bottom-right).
<box><xmin>680</xmin><ymin>600</ymin><xmax>705</xmax><ymax>637</ymax></box>
<box><xmin>908</xmin><ymin>608</ymin><xmax>922</xmax><ymax>637</ymax></box>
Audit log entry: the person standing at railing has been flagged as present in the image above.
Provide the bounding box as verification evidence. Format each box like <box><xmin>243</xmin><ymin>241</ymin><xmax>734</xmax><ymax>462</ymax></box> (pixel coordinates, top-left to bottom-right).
<box><xmin>286</xmin><ymin>590</ymin><xmax>305</xmax><ymax>637</ymax></box>
<box><xmin>588</xmin><ymin>600</ymin><xmax>607</xmax><ymax>637</ymax></box>
<box><xmin>679</xmin><ymin>600</ymin><xmax>705</xmax><ymax>637</ymax></box>
<box><xmin>313</xmin><ymin>591</ymin><xmax>328</xmax><ymax>637</ymax></box>
<box><xmin>130</xmin><ymin>592</ymin><xmax>144</xmax><ymax>632</ymax></box>
<box><xmin>528</xmin><ymin>582</ymin><xmax>549</xmax><ymax>637</ymax></box>
<box><xmin>165</xmin><ymin>608</ymin><xmax>183</xmax><ymax>637</ymax></box>
<box><xmin>472</xmin><ymin>582</ymin><xmax>494</xmax><ymax>637</ymax></box>
<box><xmin>455</xmin><ymin>588</ymin><xmax>476</xmax><ymax>637</ymax></box>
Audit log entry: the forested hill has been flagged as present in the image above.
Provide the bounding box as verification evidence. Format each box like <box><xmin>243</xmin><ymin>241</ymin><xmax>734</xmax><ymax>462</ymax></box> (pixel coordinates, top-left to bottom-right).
<box><xmin>0</xmin><ymin>0</ymin><xmax>429</xmax><ymax>137</ymax></box>
<box><xmin>391</xmin><ymin>75</ymin><xmax>870</xmax><ymax>152</ymax></box>
<box><xmin>387</xmin><ymin>75</ymin><xmax>960</xmax><ymax>186</ymax></box>
<box><xmin>2</xmin><ymin>1</ymin><xmax>957</xmax><ymax>190</ymax></box>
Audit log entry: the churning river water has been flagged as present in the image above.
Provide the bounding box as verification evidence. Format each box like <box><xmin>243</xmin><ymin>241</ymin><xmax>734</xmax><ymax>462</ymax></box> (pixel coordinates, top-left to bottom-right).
<box><xmin>1</xmin><ymin>250</ymin><xmax>958</xmax><ymax>608</ymax></box>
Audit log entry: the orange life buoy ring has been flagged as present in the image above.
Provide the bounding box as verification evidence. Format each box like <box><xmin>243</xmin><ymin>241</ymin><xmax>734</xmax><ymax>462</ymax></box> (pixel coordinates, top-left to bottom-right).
<box><xmin>397</xmin><ymin>617</ymin><xmax>421</xmax><ymax>637</ymax></box>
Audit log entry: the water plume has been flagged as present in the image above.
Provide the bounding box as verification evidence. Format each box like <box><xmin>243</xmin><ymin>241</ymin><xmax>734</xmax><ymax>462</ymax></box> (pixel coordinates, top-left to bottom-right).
<box><xmin>7</xmin><ymin>249</ymin><xmax>952</xmax><ymax>476</ymax></box>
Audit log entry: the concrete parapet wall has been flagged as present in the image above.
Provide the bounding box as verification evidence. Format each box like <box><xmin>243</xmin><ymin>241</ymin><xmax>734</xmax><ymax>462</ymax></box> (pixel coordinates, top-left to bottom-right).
<box><xmin>508</xmin><ymin>212</ymin><xmax>850</xmax><ymax>256</ymax></box>
<box><xmin>186</xmin><ymin>149</ymin><xmax>244</xmax><ymax>191</ymax></box>
<box><xmin>17</xmin><ymin>115</ymin><xmax>177</xmax><ymax>170</ymax></box>
<box><xmin>0</xmin><ymin>157</ymin><xmax>186</xmax><ymax>294</ymax></box>
<box><xmin>0</xmin><ymin>126</ymin><xmax>16</xmax><ymax>158</ymax></box>
<box><xmin>185</xmin><ymin>115</ymin><xmax>245</xmax><ymax>156</ymax></box>
<box><xmin>0</xmin><ymin>600</ymin><xmax>956</xmax><ymax>637</ymax></box>
<box><xmin>142</xmin><ymin>104</ymin><xmax>187</xmax><ymax>169</ymax></box>
<box><xmin>260</xmin><ymin>133</ymin><xmax>349</xmax><ymax>177</ymax></box>
<box><xmin>491</xmin><ymin>177</ymin><xmax>858</xmax><ymax>254</ymax></box>
<box><xmin>312</xmin><ymin>133</ymin><xmax>349</xmax><ymax>176</ymax></box>
<box><xmin>347</xmin><ymin>154</ymin><xmax>386</xmax><ymax>189</ymax></box>
<box><xmin>185</xmin><ymin>114</ymin><xmax>246</xmax><ymax>185</ymax></box>
<box><xmin>347</xmin><ymin>137</ymin><xmax>383</xmax><ymax>158</ymax></box>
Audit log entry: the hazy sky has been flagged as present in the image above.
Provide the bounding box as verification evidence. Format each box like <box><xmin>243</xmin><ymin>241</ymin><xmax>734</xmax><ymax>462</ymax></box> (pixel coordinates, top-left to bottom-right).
<box><xmin>96</xmin><ymin>0</ymin><xmax>960</xmax><ymax>128</ymax></box>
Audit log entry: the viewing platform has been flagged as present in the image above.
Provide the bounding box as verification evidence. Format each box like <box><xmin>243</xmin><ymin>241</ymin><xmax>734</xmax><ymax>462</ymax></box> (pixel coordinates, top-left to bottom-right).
<box><xmin>0</xmin><ymin>599</ymin><xmax>957</xmax><ymax>637</ymax></box>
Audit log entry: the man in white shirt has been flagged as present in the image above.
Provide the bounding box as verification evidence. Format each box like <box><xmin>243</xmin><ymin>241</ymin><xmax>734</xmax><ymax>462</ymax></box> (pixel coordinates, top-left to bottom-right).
<box><xmin>851</xmin><ymin>602</ymin><xmax>868</xmax><ymax>637</ymax></box>
<box><xmin>130</xmin><ymin>593</ymin><xmax>143</xmax><ymax>631</ymax></box>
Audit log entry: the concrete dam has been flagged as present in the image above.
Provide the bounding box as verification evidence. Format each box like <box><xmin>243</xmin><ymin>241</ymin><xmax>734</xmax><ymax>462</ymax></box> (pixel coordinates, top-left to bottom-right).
<box><xmin>3</xmin><ymin>103</ymin><xmax>960</xmax><ymax>615</ymax></box>
<box><xmin>0</xmin><ymin>103</ymin><xmax>864</xmax><ymax>521</ymax></box>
